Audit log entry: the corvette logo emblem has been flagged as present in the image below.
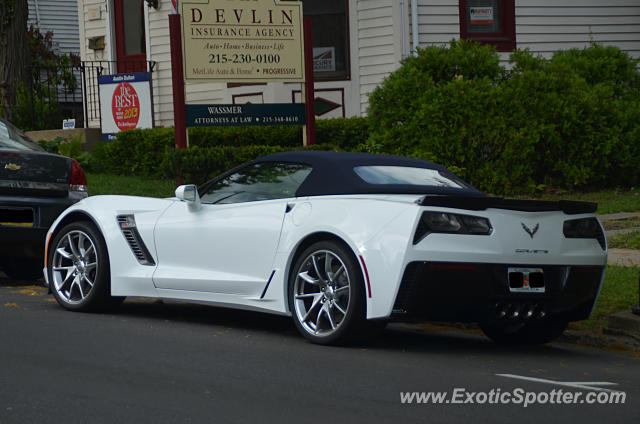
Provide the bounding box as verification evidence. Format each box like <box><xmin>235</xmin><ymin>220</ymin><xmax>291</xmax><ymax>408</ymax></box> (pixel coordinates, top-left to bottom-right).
<box><xmin>521</xmin><ymin>223</ymin><xmax>539</xmax><ymax>238</ymax></box>
<box><xmin>4</xmin><ymin>163</ymin><xmax>21</xmax><ymax>171</ymax></box>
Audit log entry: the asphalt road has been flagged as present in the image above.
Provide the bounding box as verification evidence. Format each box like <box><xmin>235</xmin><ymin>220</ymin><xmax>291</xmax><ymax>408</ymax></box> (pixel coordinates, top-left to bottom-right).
<box><xmin>1</xmin><ymin>278</ymin><xmax>638</xmax><ymax>424</ymax></box>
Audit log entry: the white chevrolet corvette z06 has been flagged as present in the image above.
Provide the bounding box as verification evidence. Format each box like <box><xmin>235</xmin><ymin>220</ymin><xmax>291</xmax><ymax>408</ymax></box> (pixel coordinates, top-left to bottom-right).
<box><xmin>43</xmin><ymin>151</ymin><xmax>607</xmax><ymax>345</ymax></box>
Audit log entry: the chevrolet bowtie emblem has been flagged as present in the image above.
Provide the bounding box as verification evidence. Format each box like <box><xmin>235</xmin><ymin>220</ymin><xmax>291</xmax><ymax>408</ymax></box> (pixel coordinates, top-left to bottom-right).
<box><xmin>521</xmin><ymin>223</ymin><xmax>539</xmax><ymax>239</ymax></box>
<box><xmin>4</xmin><ymin>163</ymin><xmax>21</xmax><ymax>171</ymax></box>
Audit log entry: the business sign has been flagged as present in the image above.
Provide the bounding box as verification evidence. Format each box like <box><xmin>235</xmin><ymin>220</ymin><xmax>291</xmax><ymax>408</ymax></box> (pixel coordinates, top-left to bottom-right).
<box><xmin>186</xmin><ymin>103</ymin><xmax>305</xmax><ymax>127</ymax></box>
<box><xmin>180</xmin><ymin>0</ymin><xmax>304</xmax><ymax>82</ymax></box>
<box><xmin>470</xmin><ymin>7</ymin><xmax>494</xmax><ymax>25</ymax></box>
<box><xmin>313</xmin><ymin>47</ymin><xmax>335</xmax><ymax>73</ymax></box>
<box><xmin>99</xmin><ymin>73</ymin><xmax>153</xmax><ymax>141</ymax></box>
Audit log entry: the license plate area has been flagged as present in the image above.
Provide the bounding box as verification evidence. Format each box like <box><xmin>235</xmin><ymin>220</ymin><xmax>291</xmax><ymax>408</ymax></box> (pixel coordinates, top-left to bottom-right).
<box><xmin>0</xmin><ymin>207</ymin><xmax>34</xmax><ymax>227</ymax></box>
<box><xmin>508</xmin><ymin>267</ymin><xmax>545</xmax><ymax>293</ymax></box>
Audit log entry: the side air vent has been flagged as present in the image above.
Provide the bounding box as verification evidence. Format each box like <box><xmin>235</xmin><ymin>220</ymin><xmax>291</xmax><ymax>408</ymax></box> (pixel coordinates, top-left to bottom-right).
<box><xmin>117</xmin><ymin>215</ymin><xmax>156</xmax><ymax>266</ymax></box>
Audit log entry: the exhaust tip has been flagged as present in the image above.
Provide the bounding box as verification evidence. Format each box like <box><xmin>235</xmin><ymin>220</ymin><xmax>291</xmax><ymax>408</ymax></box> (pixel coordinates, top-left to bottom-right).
<box><xmin>523</xmin><ymin>304</ymin><xmax>534</xmax><ymax>319</ymax></box>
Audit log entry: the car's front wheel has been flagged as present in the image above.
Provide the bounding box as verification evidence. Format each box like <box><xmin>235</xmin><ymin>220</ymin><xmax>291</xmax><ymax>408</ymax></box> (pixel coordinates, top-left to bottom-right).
<box><xmin>480</xmin><ymin>319</ymin><xmax>568</xmax><ymax>345</ymax></box>
<box><xmin>48</xmin><ymin>221</ymin><xmax>122</xmax><ymax>311</ymax></box>
<box><xmin>289</xmin><ymin>240</ymin><xmax>366</xmax><ymax>345</ymax></box>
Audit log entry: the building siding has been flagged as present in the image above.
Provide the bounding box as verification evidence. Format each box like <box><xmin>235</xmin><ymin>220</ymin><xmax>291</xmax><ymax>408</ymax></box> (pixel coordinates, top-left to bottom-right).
<box><xmin>515</xmin><ymin>0</ymin><xmax>640</xmax><ymax>60</ymax></box>
<box><xmin>414</xmin><ymin>1</ymin><xmax>460</xmax><ymax>48</ymax></box>
<box><xmin>28</xmin><ymin>0</ymin><xmax>81</xmax><ymax>56</ymax></box>
<box><xmin>73</xmin><ymin>0</ymin><xmax>640</xmax><ymax>127</ymax></box>
<box><xmin>357</xmin><ymin>0</ymin><xmax>400</xmax><ymax>114</ymax></box>
<box><xmin>414</xmin><ymin>0</ymin><xmax>640</xmax><ymax>63</ymax></box>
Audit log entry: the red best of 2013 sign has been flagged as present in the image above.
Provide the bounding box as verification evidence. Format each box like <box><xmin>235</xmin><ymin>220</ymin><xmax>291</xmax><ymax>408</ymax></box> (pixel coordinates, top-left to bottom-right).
<box><xmin>111</xmin><ymin>82</ymin><xmax>141</xmax><ymax>131</ymax></box>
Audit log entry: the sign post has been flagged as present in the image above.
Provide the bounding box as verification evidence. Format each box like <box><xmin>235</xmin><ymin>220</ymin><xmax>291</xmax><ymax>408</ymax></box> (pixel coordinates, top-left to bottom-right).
<box><xmin>169</xmin><ymin>12</ymin><xmax>187</xmax><ymax>149</ymax></box>
<box><xmin>302</xmin><ymin>17</ymin><xmax>315</xmax><ymax>146</ymax></box>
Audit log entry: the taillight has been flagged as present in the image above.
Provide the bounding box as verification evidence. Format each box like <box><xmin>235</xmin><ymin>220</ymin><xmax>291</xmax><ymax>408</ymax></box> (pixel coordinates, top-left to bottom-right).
<box><xmin>70</xmin><ymin>159</ymin><xmax>88</xmax><ymax>192</ymax></box>
<box><xmin>563</xmin><ymin>218</ymin><xmax>606</xmax><ymax>250</ymax></box>
<box><xmin>413</xmin><ymin>212</ymin><xmax>492</xmax><ymax>244</ymax></box>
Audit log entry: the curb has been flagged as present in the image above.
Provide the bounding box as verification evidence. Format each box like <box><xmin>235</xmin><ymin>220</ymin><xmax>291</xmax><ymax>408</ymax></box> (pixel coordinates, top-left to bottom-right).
<box><xmin>607</xmin><ymin>248</ymin><xmax>640</xmax><ymax>267</ymax></box>
<box><xmin>604</xmin><ymin>310</ymin><xmax>640</xmax><ymax>343</ymax></box>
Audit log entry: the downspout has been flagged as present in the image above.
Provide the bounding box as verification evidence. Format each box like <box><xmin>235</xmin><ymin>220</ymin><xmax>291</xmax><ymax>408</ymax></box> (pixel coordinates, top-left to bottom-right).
<box><xmin>105</xmin><ymin>0</ymin><xmax>114</xmax><ymax>64</ymax></box>
<box><xmin>411</xmin><ymin>0</ymin><xmax>419</xmax><ymax>55</ymax></box>
<box><xmin>400</xmin><ymin>0</ymin><xmax>407</xmax><ymax>59</ymax></box>
<box><xmin>34</xmin><ymin>0</ymin><xmax>41</xmax><ymax>26</ymax></box>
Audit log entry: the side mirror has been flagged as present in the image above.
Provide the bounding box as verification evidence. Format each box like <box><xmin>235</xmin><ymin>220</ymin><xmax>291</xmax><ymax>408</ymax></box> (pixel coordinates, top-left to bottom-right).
<box><xmin>175</xmin><ymin>184</ymin><xmax>202</xmax><ymax>212</ymax></box>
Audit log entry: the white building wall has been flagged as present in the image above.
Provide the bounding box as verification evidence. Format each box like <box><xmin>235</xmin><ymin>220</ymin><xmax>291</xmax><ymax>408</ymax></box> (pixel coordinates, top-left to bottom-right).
<box><xmin>413</xmin><ymin>0</ymin><xmax>460</xmax><ymax>49</ymax></box>
<box><xmin>28</xmin><ymin>0</ymin><xmax>81</xmax><ymax>56</ymax></box>
<box><xmin>74</xmin><ymin>0</ymin><xmax>640</xmax><ymax>128</ymax></box>
<box><xmin>76</xmin><ymin>0</ymin><xmax>111</xmax><ymax>62</ymax></box>
<box><xmin>356</xmin><ymin>0</ymin><xmax>404</xmax><ymax>114</ymax></box>
<box><xmin>515</xmin><ymin>0</ymin><xmax>640</xmax><ymax>60</ymax></box>
<box><xmin>413</xmin><ymin>0</ymin><xmax>640</xmax><ymax>62</ymax></box>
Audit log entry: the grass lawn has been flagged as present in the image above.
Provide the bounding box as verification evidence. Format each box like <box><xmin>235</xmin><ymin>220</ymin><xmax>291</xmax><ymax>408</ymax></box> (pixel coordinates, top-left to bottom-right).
<box><xmin>530</xmin><ymin>188</ymin><xmax>640</xmax><ymax>215</ymax></box>
<box><xmin>608</xmin><ymin>231</ymin><xmax>640</xmax><ymax>250</ymax></box>
<box><xmin>574</xmin><ymin>265</ymin><xmax>639</xmax><ymax>331</ymax></box>
<box><xmin>87</xmin><ymin>173</ymin><xmax>176</xmax><ymax>198</ymax></box>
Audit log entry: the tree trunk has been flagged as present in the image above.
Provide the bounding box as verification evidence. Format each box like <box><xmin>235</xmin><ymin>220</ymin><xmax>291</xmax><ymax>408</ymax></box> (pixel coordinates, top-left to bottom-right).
<box><xmin>0</xmin><ymin>0</ymin><xmax>30</xmax><ymax>121</ymax></box>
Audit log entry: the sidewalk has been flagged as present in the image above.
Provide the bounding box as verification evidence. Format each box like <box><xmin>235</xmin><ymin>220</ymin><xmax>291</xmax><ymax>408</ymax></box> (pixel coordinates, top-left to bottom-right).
<box><xmin>599</xmin><ymin>212</ymin><xmax>640</xmax><ymax>266</ymax></box>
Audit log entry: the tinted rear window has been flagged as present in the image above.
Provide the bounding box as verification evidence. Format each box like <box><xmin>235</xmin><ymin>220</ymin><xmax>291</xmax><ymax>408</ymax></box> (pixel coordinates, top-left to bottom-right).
<box><xmin>0</xmin><ymin>120</ymin><xmax>43</xmax><ymax>151</ymax></box>
<box><xmin>353</xmin><ymin>166</ymin><xmax>468</xmax><ymax>189</ymax></box>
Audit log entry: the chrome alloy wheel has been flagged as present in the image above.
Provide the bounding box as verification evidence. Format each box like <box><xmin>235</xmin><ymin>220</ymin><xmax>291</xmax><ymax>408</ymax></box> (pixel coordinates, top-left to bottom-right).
<box><xmin>52</xmin><ymin>230</ymin><xmax>98</xmax><ymax>304</ymax></box>
<box><xmin>293</xmin><ymin>249</ymin><xmax>351</xmax><ymax>337</ymax></box>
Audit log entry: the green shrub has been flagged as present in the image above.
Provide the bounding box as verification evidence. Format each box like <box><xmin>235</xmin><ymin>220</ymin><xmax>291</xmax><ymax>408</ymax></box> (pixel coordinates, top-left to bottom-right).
<box><xmin>188</xmin><ymin>125</ymin><xmax>301</xmax><ymax>147</ymax></box>
<box><xmin>96</xmin><ymin>118</ymin><xmax>368</xmax><ymax>179</ymax></box>
<box><xmin>188</xmin><ymin>117</ymin><xmax>368</xmax><ymax>149</ymax></box>
<box><xmin>316</xmin><ymin>117</ymin><xmax>370</xmax><ymax>150</ymax></box>
<box><xmin>367</xmin><ymin>41</ymin><xmax>640</xmax><ymax>193</ymax></box>
<box><xmin>163</xmin><ymin>144</ymin><xmax>337</xmax><ymax>185</ymax></box>
<box><xmin>545</xmin><ymin>44</ymin><xmax>640</xmax><ymax>95</ymax></box>
<box><xmin>100</xmin><ymin>127</ymin><xmax>175</xmax><ymax>177</ymax></box>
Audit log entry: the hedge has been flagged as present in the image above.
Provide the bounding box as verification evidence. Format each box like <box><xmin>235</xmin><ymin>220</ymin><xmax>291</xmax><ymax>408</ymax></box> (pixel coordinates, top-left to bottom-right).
<box><xmin>161</xmin><ymin>144</ymin><xmax>337</xmax><ymax>184</ymax></box>
<box><xmin>367</xmin><ymin>40</ymin><xmax>640</xmax><ymax>193</ymax></box>
<box><xmin>93</xmin><ymin>118</ymin><xmax>369</xmax><ymax>181</ymax></box>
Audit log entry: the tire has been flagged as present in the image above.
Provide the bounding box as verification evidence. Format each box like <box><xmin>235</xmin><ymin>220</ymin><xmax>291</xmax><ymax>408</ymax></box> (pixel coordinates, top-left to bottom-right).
<box><xmin>288</xmin><ymin>240</ymin><xmax>367</xmax><ymax>345</ymax></box>
<box><xmin>47</xmin><ymin>221</ymin><xmax>123</xmax><ymax>311</ymax></box>
<box><xmin>1</xmin><ymin>258</ymin><xmax>43</xmax><ymax>281</ymax></box>
<box><xmin>480</xmin><ymin>319</ymin><xmax>568</xmax><ymax>345</ymax></box>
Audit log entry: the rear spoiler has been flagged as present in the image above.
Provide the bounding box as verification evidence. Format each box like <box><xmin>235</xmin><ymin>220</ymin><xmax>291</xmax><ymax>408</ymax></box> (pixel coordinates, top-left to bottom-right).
<box><xmin>418</xmin><ymin>195</ymin><xmax>597</xmax><ymax>215</ymax></box>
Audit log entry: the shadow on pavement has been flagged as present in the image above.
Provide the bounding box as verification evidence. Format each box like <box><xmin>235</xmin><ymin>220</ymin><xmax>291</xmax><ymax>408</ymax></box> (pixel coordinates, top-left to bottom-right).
<box><xmin>0</xmin><ymin>274</ymin><xmax>611</xmax><ymax>358</ymax></box>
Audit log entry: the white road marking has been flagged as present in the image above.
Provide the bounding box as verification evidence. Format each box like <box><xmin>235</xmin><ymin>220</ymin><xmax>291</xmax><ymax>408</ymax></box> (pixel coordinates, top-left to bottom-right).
<box><xmin>496</xmin><ymin>374</ymin><xmax>621</xmax><ymax>392</ymax></box>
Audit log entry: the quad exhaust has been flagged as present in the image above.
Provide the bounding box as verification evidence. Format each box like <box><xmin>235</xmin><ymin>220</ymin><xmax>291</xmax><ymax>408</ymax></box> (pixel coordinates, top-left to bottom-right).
<box><xmin>494</xmin><ymin>302</ymin><xmax>546</xmax><ymax>321</ymax></box>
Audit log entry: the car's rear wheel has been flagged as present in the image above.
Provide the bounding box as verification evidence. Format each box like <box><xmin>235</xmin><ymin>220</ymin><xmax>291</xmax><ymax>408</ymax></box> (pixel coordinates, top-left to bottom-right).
<box><xmin>48</xmin><ymin>221</ymin><xmax>122</xmax><ymax>311</ymax></box>
<box><xmin>480</xmin><ymin>319</ymin><xmax>568</xmax><ymax>345</ymax></box>
<box><xmin>289</xmin><ymin>240</ymin><xmax>366</xmax><ymax>345</ymax></box>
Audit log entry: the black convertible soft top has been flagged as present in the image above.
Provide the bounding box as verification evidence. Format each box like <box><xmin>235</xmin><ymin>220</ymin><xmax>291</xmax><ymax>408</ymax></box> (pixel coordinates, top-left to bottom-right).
<box><xmin>251</xmin><ymin>151</ymin><xmax>597</xmax><ymax>214</ymax></box>
<box><xmin>254</xmin><ymin>150</ymin><xmax>483</xmax><ymax>197</ymax></box>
